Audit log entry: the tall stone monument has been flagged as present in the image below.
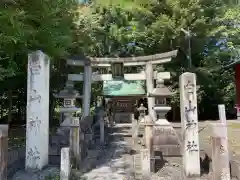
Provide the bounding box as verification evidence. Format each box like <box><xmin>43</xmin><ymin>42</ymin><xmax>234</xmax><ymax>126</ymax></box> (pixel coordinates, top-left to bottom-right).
<box><xmin>26</xmin><ymin>51</ymin><xmax>50</xmax><ymax>171</ymax></box>
<box><xmin>179</xmin><ymin>72</ymin><xmax>200</xmax><ymax>177</ymax></box>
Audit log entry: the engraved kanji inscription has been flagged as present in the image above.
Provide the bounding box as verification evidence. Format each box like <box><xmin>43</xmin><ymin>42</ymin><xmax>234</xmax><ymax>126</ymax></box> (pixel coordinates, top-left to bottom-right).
<box><xmin>185</xmin><ymin>119</ymin><xmax>197</xmax><ymax>129</ymax></box>
<box><xmin>220</xmin><ymin>168</ymin><xmax>230</xmax><ymax>179</ymax></box>
<box><xmin>27</xmin><ymin>146</ymin><xmax>40</xmax><ymax>168</ymax></box>
<box><xmin>30</xmin><ymin>54</ymin><xmax>41</xmax><ymax>75</ymax></box>
<box><xmin>155</xmin><ymin>128</ymin><xmax>175</xmax><ymax>136</ymax></box>
<box><xmin>184</xmin><ymin>80</ymin><xmax>195</xmax><ymax>97</ymax></box>
<box><xmin>219</xmin><ymin>145</ymin><xmax>226</xmax><ymax>154</ymax></box>
<box><xmin>186</xmin><ymin>141</ymin><xmax>199</xmax><ymax>152</ymax></box>
<box><xmin>30</xmin><ymin>90</ymin><xmax>41</xmax><ymax>103</ymax></box>
<box><xmin>28</xmin><ymin>116</ymin><xmax>41</xmax><ymax>132</ymax></box>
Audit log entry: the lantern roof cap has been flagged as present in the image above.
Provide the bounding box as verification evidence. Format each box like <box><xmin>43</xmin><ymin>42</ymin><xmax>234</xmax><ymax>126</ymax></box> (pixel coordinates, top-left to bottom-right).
<box><xmin>148</xmin><ymin>79</ymin><xmax>175</xmax><ymax>97</ymax></box>
<box><xmin>54</xmin><ymin>86</ymin><xmax>82</xmax><ymax>99</ymax></box>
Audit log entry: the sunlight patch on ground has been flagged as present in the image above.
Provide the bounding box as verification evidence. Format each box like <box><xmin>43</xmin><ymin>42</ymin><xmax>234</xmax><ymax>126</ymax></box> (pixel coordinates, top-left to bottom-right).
<box><xmin>228</xmin><ymin>122</ymin><xmax>240</xmax><ymax>129</ymax></box>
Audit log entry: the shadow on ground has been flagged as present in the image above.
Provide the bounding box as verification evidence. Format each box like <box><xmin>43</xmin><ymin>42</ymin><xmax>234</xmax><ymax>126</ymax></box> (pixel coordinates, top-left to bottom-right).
<box><xmin>72</xmin><ymin>124</ymin><xmax>135</xmax><ymax>179</ymax></box>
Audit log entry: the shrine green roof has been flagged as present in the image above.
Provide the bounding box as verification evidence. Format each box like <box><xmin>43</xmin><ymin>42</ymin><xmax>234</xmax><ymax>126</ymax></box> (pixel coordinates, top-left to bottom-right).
<box><xmin>102</xmin><ymin>80</ymin><xmax>145</xmax><ymax>96</ymax></box>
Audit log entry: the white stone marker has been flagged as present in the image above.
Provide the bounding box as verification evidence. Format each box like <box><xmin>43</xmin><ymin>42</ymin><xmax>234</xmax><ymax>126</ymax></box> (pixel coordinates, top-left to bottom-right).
<box><xmin>60</xmin><ymin>147</ymin><xmax>70</xmax><ymax>180</ymax></box>
<box><xmin>179</xmin><ymin>72</ymin><xmax>200</xmax><ymax>177</ymax></box>
<box><xmin>218</xmin><ymin>104</ymin><xmax>227</xmax><ymax>124</ymax></box>
<box><xmin>83</xmin><ymin>64</ymin><xmax>92</xmax><ymax>117</ymax></box>
<box><xmin>141</xmin><ymin>149</ymin><xmax>151</xmax><ymax>179</ymax></box>
<box><xmin>26</xmin><ymin>51</ymin><xmax>50</xmax><ymax>171</ymax></box>
<box><xmin>211</xmin><ymin>105</ymin><xmax>230</xmax><ymax>180</ymax></box>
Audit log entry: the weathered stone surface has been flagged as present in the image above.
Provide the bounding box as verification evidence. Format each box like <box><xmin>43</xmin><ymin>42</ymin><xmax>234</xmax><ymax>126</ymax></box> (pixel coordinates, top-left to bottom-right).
<box><xmin>152</xmin><ymin>119</ymin><xmax>181</xmax><ymax>156</ymax></box>
<box><xmin>141</xmin><ymin>149</ymin><xmax>151</xmax><ymax>179</ymax></box>
<box><xmin>70</xmin><ymin>118</ymin><xmax>80</xmax><ymax>168</ymax></box>
<box><xmin>211</xmin><ymin>123</ymin><xmax>231</xmax><ymax>180</ymax></box>
<box><xmin>60</xmin><ymin>147</ymin><xmax>70</xmax><ymax>180</ymax></box>
<box><xmin>26</xmin><ymin>51</ymin><xmax>50</xmax><ymax>171</ymax></box>
<box><xmin>179</xmin><ymin>72</ymin><xmax>200</xmax><ymax>177</ymax></box>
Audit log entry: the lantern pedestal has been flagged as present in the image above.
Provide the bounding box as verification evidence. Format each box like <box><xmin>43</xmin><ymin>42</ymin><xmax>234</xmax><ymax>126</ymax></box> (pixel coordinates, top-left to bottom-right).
<box><xmin>151</xmin><ymin>106</ymin><xmax>181</xmax><ymax>157</ymax></box>
<box><xmin>152</xmin><ymin>119</ymin><xmax>181</xmax><ymax>157</ymax></box>
<box><xmin>149</xmin><ymin>79</ymin><xmax>181</xmax><ymax>158</ymax></box>
<box><xmin>53</xmin><ymin>82</ymin><xmax>82</xmax><ymax>169</ymax></box>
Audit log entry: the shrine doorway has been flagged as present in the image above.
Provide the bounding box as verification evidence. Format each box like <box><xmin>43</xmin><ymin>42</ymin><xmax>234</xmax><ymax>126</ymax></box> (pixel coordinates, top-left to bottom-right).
<box><xmin>110</xmin><ymin>96</ymin><xmax>144</xmax><ymax>123</ymax></box>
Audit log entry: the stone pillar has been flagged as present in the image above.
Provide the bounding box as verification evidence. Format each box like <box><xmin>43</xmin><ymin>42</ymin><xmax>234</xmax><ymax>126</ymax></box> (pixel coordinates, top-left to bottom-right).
<box><xmin>236</xmin><ymin>105</ymin><xmax>240</xmax><ymax>120</ymax></box>
<box><xmin>83</xmin><ymin>64</ymin><xmax>92</xmax><ymax>117</ymax></box>
<box><xmin>99</xmin><ymin>109</ymin><xmax>105</xmax><ymax>144</ymax></box>
<box><xmin>211</xmin><ymin>105</ymin><xmax>230</xmax><ymax>180</ymax></box>
<box><xmin>218</xmin><ymin>104</ymin><xmax>227</xmax><ymax>124</ymax></box>
<box><xmin>70</xmin><ymin>117</ymin><xmax>80</xmax><ymax>168</ymax></box>
<box><xmin>141</xmin><ymin>149</ymin><xmax>151</xmax><ymax>179</ymax></box>
<box><xmin>144</xmin><ymin>115</ymin><xmax>154</xmax><ymax>172</ymax></box>
<box><xmin>60</xmin><ymin>147</ymin><xmax>70</xmax><ymax>180</ymax></box>
<box><xmin>145</xmin><ymin>62</ymin><xmax>156</xmax><ymax>120</ymax></box>
<box><xmin>179</xmin><ymin>72</ymin><xmax>200</xmax><ymax>177</ymax></box>
<box><xmin>211</xmin><ymin>123</ymin><xmax>230</xmax><ymax>180</ymax></box>
<box><xmin>26</xmin><ymin>51</ymin><xmax>50</xmax><ymax>171</ymax></box>
<box><xmin>0</xmin><ymin>125</ymin><xmax>8</xmax><ymax>180</ymax></box>
<box><xmin>144</xmin><ymin>115</ymin><xmax>154</xmax><ymax>153</ymax></box>
<box><xmin>132</xmin><ymin>114</ymin><xmax>138</xmax><ymax>145</ymax></box>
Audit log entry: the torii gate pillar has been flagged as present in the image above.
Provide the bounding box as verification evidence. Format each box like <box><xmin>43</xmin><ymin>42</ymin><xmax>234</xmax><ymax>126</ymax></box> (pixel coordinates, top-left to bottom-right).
<box><xmin>83</xmin><ymin>63</ymin><xmax>92</xmax><ymax>117</ymax></box>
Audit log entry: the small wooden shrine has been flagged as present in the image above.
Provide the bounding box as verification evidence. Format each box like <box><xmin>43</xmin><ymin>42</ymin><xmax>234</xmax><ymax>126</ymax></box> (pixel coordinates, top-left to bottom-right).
<box><xmin>103</xmin><ymin>80</ymin><xmax>146</xmax><ymax>123</ymax></box>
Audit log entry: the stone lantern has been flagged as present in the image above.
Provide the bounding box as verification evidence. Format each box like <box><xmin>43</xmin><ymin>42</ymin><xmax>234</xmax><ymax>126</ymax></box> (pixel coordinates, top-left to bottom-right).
<box><xmin>54</xmin><ymin>81</ymin><xmax>82</xmax><ymax>168</ymax></box>
<box><xmin>138</xmin><ymin>104</ymin><xmax>147</xmax><ymax>120</ymax></box>
<box><xmin>148</xmin><ymin>78</ymin><xmax>181</xmax><ymax>158</ymax></box>
<box><xmin>54</xmin><ymin>81</ymin><xmax>82</xmax><ymax>127</ymax></box>
<box><xmin>148</xmin><ymin>78</ymin><xmax>174</xmax><ymax>121</ymax></box>
<box><xmin>138</xmin><ymin>104</ymin><xmax>147</xmax><ymax>137</ymax></box>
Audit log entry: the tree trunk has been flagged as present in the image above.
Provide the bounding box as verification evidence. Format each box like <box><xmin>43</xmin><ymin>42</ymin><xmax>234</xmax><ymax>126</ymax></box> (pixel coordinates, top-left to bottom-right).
<box><xmin>49</xmin><ymin>93</ymin><xmax>56</xmax><ymax>127</ymax></box>
<box><xmin>0</xmin><ymin>96</ymin><xmax>3</xmax><ymax>119</ymax></box>
<box><xmin>8</xmin><ymin>89</ymin><xmax>12</xmax><ymax>124</ymax></box>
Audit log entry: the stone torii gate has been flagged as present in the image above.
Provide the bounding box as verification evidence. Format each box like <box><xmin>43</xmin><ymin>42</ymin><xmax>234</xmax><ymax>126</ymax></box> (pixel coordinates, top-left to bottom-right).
<box><xmin>67</xmin><ymin>50</ymin><xmax>178</xmax><ymax>120</ymax></box>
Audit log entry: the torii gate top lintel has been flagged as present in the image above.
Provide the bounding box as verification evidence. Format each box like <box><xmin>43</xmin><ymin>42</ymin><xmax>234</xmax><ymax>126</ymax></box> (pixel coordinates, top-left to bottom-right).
<box><xmin>67</xmin><ymin>50</ymin><xmax>178</xmax><ymax>67</ymax></box>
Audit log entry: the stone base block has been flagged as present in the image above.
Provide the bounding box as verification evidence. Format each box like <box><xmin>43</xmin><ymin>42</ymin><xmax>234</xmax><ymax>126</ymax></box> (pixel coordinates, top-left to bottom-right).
<box><xmin>152</xmin><ymin>119</ymin><xmax>182</xmax><ymax>157</ymax></box>
<box><xmin>153</xmin><ymin>145</ymin><xmax>181</xmax><ymax>156</ymax></box>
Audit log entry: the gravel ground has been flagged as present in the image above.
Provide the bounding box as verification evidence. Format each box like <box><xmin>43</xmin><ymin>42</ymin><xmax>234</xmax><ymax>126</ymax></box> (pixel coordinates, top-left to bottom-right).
<box><xmin>10</xmin><ymin>121</ymin><xmax>240</xmax><ymax>180</ymax></box>
<box><xmin>11</xmin><ymin>166</ymin><xmax>60</xmax><ymax>180</ymax></box>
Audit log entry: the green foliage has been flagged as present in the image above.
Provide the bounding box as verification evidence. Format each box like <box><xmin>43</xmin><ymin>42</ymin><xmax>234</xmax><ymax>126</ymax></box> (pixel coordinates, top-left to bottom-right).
<box><xmin>0</xmin><ymin>0</ymin><xmax>77</xmax><ymax>81</ymax></box>
<box><xmin>72</xmin><ymin>0</ymin><xmax>239</xmax><ymax>119</ymax></box>
<box><xmin>0</xmin><ymin>0</ymin><xmax>239</xmax><ymax>121</ymax></box>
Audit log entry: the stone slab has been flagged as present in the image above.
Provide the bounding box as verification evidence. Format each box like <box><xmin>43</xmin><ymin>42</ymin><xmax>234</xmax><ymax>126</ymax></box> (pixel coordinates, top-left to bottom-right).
<box><xmin>152</xmin><ymin>120</ymin><xmax>181</xmax><ymax>156</ymax></box>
